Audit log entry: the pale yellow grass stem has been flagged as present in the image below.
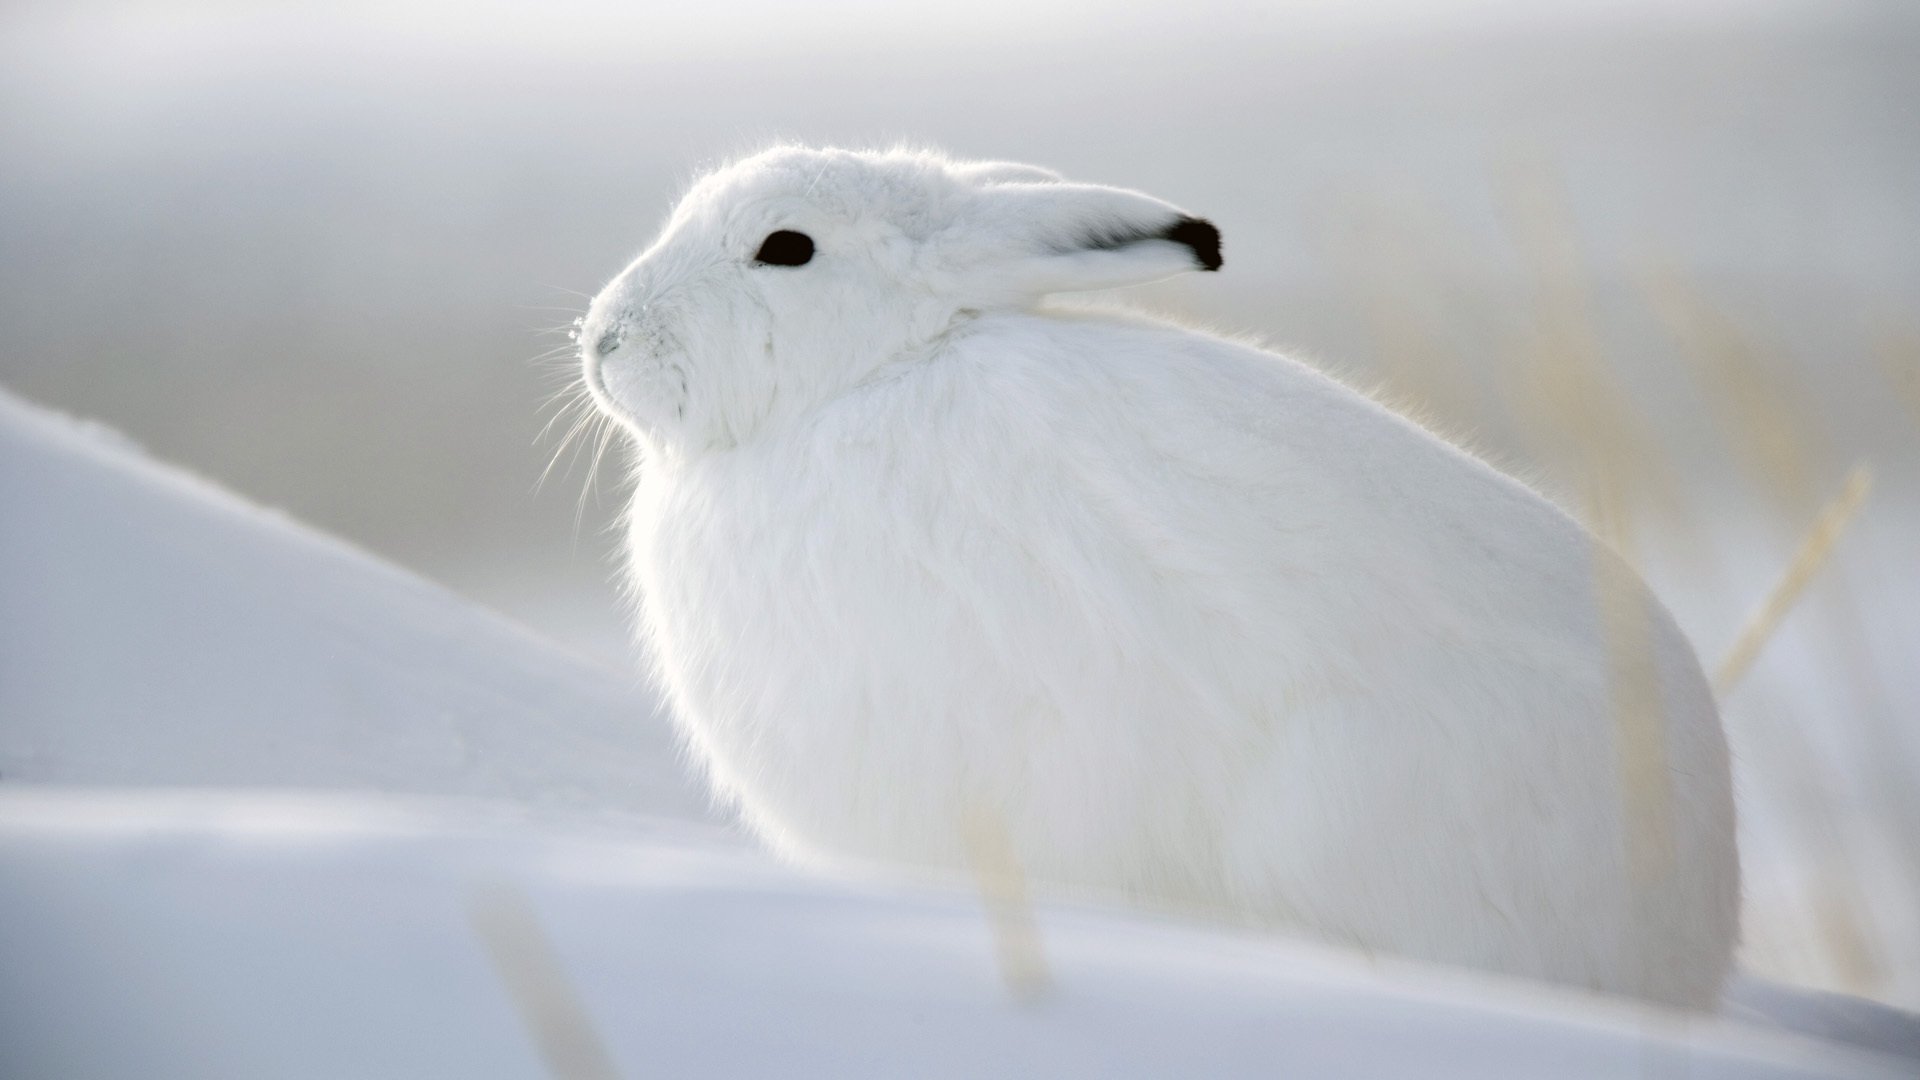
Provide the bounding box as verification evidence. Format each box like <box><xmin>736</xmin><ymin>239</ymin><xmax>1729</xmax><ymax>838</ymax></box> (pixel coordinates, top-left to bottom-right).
<box><xmin>469</xmin><ymin>883</ymin><xmax>622</xmax><ymax>1080</ymax></box>
<box><xmin>1879</xmin><ymin>328</ymin><xmax>1920</xmax><ymax>428</ymax></box>
<box><xmin>963</xmin><ymin>807</ymin><xmax>1051</xmax><ymax>1002</ymax></box>
<box><xmin>1500</xmin><ymin>153</ymin><xmax>1678</xmax><ymax>884</ymax></box>
<box><xmin>1642</xmin><ymin>261</ymin><xmax>1824</xmax><ymax>508</ymax></box>
<box><xmin>1713</xmin><ymin>464</ymin><xmax>1873</xmax><ymax>696</ymax></box>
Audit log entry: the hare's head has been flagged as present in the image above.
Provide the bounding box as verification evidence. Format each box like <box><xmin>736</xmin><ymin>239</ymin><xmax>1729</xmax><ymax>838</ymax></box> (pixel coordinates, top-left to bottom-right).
<box><xmin>579</xmin><ymin>145</ymin><xmax>1219</xmax><ymax>454</ymax></box>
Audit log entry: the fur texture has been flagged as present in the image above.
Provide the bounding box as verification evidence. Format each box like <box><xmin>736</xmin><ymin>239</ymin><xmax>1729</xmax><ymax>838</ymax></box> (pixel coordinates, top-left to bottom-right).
<box><xmin>578</xmin><ymin>146</ymin><xmax>1740</xmax><ymax>1007</ymax></box>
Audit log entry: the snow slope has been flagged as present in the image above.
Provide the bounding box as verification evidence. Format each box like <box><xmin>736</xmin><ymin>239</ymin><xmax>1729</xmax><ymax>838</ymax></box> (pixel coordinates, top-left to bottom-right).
<box><xmin>0</xmin><ymin>389</ymin><xmax>705</xmax><ymax>822</ymax></box>
<box><xmin>2</xmin><ymin>788</ymin><xmax>1914</xmax><ymax>1080</ymax></box>
<box><xmin>2</xmin><ymin>386</ymin><xmax>1916</xmax><ymax>1076</ymax></box>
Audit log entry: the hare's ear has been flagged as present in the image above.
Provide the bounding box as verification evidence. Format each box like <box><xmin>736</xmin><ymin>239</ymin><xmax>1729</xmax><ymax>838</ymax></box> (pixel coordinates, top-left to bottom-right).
<box><xmin>950</xmin><ymin>160</ymin><xmax>1064</xmax><ymax>186</ymax></box>
<box><xmin>945</xmin><ymin>180</ymin><xmax>1220</xmax><ymax>303</ymax></box>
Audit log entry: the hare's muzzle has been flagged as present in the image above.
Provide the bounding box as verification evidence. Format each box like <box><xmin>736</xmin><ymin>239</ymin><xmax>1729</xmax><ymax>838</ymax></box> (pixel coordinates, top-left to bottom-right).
<box><xmin>593</xmin><ymin>325</ymin><xmax>624</xmax><ymax>358</ymax></box>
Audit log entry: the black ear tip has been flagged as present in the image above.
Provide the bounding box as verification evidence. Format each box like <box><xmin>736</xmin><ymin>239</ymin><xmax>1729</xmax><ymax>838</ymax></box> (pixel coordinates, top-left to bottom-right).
<box><xmin>1162</xmin><ymin>216</ymin><xmax>1222</xmax><ymax>271</ymax></box>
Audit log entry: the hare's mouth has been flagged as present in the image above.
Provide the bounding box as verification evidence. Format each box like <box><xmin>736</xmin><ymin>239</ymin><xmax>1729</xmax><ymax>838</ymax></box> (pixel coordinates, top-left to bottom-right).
<box><xmin>580</xmin><ymin>352</ymin><xmax>622</xmax><ymax>421</ymax></box>
<box><xmin>579</xmin><ymin>297</ymin><xmax>691</xmax><ymax>433</ymax></box>
<box><xmin>585</xmin><ymin>344</ymin><xmax>692</xmax><ymax>434</ymax></box>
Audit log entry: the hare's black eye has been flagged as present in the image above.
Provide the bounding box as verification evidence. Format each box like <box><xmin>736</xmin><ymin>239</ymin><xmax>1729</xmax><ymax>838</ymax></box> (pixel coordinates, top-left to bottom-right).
<box><xmin>753</xmin><ymin>230</ymin><xmax>814</xmax><ymax>267</ymax></box>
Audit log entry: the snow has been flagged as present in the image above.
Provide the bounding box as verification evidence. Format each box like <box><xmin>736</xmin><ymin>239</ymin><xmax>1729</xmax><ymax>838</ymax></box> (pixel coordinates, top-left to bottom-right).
<box><xmin>0</xmin><ymin>388</ymin><xmax>705</xmax><ymax>822</ymax></box>
<box><xmin>3</xmin><ymin>385</ymin><xmax>1917</xmax><ymax>1076</ymax></box>
<box><xmin>2</xmin><ymin>788</ymin><xmax>1915</xmax><ymax>1080</ymax></box>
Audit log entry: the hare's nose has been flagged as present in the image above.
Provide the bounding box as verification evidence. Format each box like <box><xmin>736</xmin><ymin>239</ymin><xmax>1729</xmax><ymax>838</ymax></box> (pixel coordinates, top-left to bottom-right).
<box><xmin>570</xmin><ymin>311</ymin><xmax>626</xmax><ymax>358</ymax></box>
<box><xmin>594</xmin><ymin>326</ymin><xmax>623</xmax><ymax>357</ymax></box>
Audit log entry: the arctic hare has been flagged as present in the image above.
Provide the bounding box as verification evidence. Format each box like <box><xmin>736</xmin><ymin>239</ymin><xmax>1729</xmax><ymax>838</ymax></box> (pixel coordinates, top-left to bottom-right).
<box><xmin>576</xmin><ymin>146</ymin><xmax>1738</xmax><ymax>1007</ymax></box>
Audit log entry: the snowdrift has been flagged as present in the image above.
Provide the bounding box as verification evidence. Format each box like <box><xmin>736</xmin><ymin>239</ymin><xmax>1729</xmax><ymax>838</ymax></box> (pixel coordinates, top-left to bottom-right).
<box><xmin>2</xmin><ymin>788</ymin><xmax>1914</xmax><ymax>1080</ymax></box>
<box><xmin>0</xmin><ymin>389</ymin><xmax>704</xmax><ymax>821</ymax></box>
<box><xmin>2</xmin><ymin>387</ymin><xmax>1914</xmax><ymax>1076</ymax></box>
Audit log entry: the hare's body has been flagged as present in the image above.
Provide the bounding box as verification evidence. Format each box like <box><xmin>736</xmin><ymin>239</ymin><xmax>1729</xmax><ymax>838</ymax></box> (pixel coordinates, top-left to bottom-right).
<box><xmin>583</xmin><ymin>147</ymin><xmax>1738</xmax><ymax>1007</ymax></box>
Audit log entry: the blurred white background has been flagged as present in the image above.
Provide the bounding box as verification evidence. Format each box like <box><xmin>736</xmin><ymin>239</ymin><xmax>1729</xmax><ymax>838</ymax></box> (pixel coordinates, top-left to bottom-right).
<box><xmin>2</xmin><ymin>0</ymin><xmax>1916</xmax><ymax>1004</ymax></box>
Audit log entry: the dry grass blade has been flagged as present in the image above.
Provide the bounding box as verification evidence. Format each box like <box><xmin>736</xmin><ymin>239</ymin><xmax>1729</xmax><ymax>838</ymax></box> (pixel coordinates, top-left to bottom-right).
<box><xmin>469</xmin><ymin>883</ymin><xmax>623</xmax><ymax>1080</ymax></box>
<box><xmin>1497</xmin><ymin>153</ymin><xmax>1679</xmax><ymax>526</ymax></box>
<box><xmin>962</xmin><ymin>806</ymin><xmax>1050</xmax><ymax>1002</ymax></box>
<box><xmin>1591</xmin><ymin>552</ymin><xmax>1677</xmax><ymax>884</ymax></box>
<box><xmin>1810</xmin><ymin>877</ymin><xmax>1886</xmax><ymax>994</ymax></box>
<box><xmin>1879</xmin><ymin>327</ymin><xmax>1920</xmax><ymax>428</ymax></box>
<box><xmin>1641</xmin><ymin>261</ymin><xmax>1824</xmax><ymax>509</ymax></box>
<box><xmin>1498</xmin><ymin>152</ymin><xmax>1678</xmax><ymax>883</ymax></box>
<box><xmin>1647</xmin><ymin>270</ymin><xmax>1920</xmax><ymax>976</ymax></box>
<box><xmin>1713</xmin><ymin>464</ymin><xmax>1874</xmax><ymax>696</ymax></box>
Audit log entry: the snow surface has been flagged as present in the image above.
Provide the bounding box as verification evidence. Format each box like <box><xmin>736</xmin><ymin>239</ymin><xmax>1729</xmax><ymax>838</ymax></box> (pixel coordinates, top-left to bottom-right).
<box><xmin>1</xmin><ymin>788</ymin><xmax>1915</xmax><ymax>1080</ymax></box>
<box><xmin>0</xmin><ymin>388</ymin><xmax>705</xmax><ymax>822</ymax></box>
<box><xmin>3</xmin><ymin>386</ymin><xmax>1917</xmax><ymax>1076</ymax></box>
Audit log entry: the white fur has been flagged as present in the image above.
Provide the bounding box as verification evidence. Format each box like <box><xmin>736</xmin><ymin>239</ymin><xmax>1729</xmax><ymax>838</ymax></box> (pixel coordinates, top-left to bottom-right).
<box><xmin>578</xmin><ymin>146</ymin><xmax>1739</xmax><ymax>1007</ymax></box>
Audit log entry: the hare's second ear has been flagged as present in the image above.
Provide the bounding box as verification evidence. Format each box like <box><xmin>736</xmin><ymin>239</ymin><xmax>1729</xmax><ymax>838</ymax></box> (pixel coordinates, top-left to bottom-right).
<box><xmin>948</xmin><ymin>180</ymin><xmax>1221</xmax><ymax>303</ymax></box>
<box><xmin>951</xmin><ymin>160</ymin><xmax>1065</xmax><ymax>186</ymax></box>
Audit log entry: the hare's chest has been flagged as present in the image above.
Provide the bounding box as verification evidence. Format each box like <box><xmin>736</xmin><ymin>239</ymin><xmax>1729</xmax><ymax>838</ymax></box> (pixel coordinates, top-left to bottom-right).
<box><xmin>629</xmin><ymin>461</ymin><xmax>942</xmax><ymax>653</ymax></box>
<box><xmin>624</xmin><ymin>462</ymin><xmax>1004</xmax><ymax>810</ymax></box>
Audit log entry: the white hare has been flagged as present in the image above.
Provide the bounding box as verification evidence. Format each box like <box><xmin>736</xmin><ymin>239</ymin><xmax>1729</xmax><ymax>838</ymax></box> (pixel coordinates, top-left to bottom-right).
<box><xmin>577</xmin><ymin>145</ymin><xmax>1739</xmax><ymax>1007</ymax></box>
